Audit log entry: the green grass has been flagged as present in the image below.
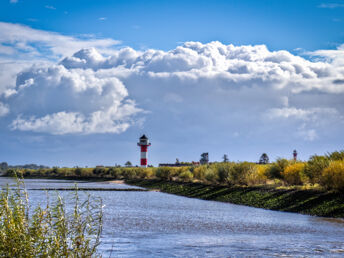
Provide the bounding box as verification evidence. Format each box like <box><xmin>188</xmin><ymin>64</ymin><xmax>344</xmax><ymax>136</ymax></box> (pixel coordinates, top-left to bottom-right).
<box><xmin>0</xmin><ymin>179</ymin><xmax>103</xmax><ymax>257</ymax></box>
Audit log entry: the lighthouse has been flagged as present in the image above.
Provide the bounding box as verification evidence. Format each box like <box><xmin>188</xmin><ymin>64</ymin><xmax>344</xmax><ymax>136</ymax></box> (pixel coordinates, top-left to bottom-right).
<box><xmin>137</xmin><ymin>134</ymin><xmax>151</xmax><ymax>167</ymax></box>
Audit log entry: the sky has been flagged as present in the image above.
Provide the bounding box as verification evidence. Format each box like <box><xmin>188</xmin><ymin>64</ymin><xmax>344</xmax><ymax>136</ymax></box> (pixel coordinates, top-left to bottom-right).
<box><xmin>0</xmin><ymin>0</ymin><xmax>344</xmax><ymax>167</ymax></box>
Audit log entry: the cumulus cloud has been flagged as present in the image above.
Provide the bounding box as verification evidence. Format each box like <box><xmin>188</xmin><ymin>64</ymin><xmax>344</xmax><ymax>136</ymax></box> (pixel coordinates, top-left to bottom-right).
<box><xmin>1</xmin><ymin>36</ymin><xmax>344</xmax><ymax>140</ymax></box>
<box><xmin>7</xmin><ymin>65</ymin><xmax>142</xmax><ymax>134</ymax></box>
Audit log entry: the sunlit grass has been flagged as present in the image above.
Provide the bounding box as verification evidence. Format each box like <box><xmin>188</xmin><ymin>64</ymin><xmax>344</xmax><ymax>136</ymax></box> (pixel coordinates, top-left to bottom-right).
<box><xmin>0</xmin><ymin>179</ymin><xmax>103</xmax><ymax>257</ymax></box>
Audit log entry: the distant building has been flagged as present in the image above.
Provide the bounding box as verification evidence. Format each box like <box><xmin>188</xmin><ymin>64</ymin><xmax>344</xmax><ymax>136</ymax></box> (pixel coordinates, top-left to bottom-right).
<box><xmin>159</xmin><ymin>161</ymin><xmax>200</xmax><ymax>167</ymax></box>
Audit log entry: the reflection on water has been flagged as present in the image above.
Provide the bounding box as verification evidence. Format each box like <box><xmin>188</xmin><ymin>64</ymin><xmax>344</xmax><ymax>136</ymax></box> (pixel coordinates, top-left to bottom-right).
<box><xmin>1</xmin><ymin>177</ymin><xmax>344</xmax><ymax>257</ymax></box>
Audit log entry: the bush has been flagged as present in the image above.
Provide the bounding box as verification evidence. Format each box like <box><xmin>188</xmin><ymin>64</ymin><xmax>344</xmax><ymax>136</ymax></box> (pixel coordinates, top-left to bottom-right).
<box><xmin>305</xmin><ymin>155</ymin><xmax>329</xmax><ymax>184</ymax></box>
<box><xmin>282</xmin><ymin>163</ymin><xmax>305</xmax><ymax>185</ymax></box>
<box><xmin>156</xmin><ymin>167</ymin><xmax>179</xmax><ymax>181</ymax></box>
<box><xmin>178</xmin><ymin>170</ymin><xmax>194</xmax><ymax>182</ymax></box>
<box><xmin>204</xmin><ymin>167</ymin><xmax>219</xmax><ymax>183</ymax></box>
<box><xmin>267</xmin><ymin>158</ymin><xmax>290</xmax><ymax>179</ymax></box>
<box><xmin>216</xmin><ymin>163</ymin><xmax>233</xmax><ymax>184</ymax></box>
<box><xmin>321</xmin><ymin>160</ymin><xmax>344</xmax><ymax>191</ymax></box>
<box><xmin>227</xmin><ymin>162</ymin><xmax>255</xmax><ymax>185</ymax></box>
<box><xmin>326</xmin><ymin>150</ymin><xmax>344</xmax><ymax>161</ymax></box>
<box><xmin>0</xmin><ymin>180</ymin><xmax>103</xmax><ymax>257</ymax></box>
<box><xmin>193</xmin><ymin>166</ymin><xmax>207</xmax><ymax>181</ymax></box>
<box><xmin>137</xmin><ymin>168</ymin><xmax>155</xmax><ymax>179</ymax></box>
<box><xmin>245</xmin><ymin>165</ymin><xmax>268</xmax><ymax>185</ymax></box>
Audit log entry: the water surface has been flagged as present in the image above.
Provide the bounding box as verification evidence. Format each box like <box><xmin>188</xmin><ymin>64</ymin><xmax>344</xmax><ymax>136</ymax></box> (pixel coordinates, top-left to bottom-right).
<box><xmin>1</xmin><ymin>177</ymin><xmax>344</xmax><ymax>257</ymax></box>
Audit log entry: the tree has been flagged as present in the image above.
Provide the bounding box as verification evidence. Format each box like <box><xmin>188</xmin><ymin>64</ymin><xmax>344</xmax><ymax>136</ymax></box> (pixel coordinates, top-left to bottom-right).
<box><xmin>125</xmin><ymin>161</ymin><xmax>132</xmax><ymax>167</ymax></box>
<box><xmin>259</xmin><ymin>153</ymin><xmax>269</xmax><ymax>164</ymax></box>
<box><xmin>222</xmin><ymin>154</ymin><xmax>229</xmax><ymax>162</ymax></box>
<box><xmin>200</xmin><ymin>153</ymin><xmax>209</xmax><ymax>165</ymax></box>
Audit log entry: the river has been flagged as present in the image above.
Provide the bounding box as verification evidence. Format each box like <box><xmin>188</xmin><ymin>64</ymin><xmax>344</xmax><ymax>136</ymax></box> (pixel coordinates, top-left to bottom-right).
<box><xmin>1</xmin><ymin>177</ymin><xmax>344</xmax><ymax>257</ymax></box>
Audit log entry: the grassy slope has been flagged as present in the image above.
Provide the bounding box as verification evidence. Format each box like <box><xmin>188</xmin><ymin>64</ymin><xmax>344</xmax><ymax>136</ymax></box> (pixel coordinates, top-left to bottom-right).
<box><xmin>126</xmin><ymin>179</ymin><xmax>344</xmax><ymax>218</ymax></box>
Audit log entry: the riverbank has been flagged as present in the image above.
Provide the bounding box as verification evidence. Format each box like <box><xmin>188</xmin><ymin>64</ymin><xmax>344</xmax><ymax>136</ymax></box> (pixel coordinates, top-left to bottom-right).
<box><xmin>125</xmin><ymin>179</ymin><xmax>344</xmax><ymax>218</ymax></box>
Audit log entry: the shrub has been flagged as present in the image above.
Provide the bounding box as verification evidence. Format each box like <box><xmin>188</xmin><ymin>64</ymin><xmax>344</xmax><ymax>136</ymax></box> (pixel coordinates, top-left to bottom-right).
<box><xmin>227</xmin><ymin>162</ymin><xmax>255</xmax><ymax>185</ymax></box>
<box><xmin>321</xmin><ymin>160</ymin><xmax>344</xmax><ymax>191</ymax></box>
<box><xmin>108</xmin><ymin>167</ymin><xmax>123</xmax><ymax>179</ymax></box>
<box><xmin>204</xmin><ymin>167</ymin><xmax>218</xmax><ymax>183</ymax></box>
<box><xmin>137</xmin><ymin>168</ymin><xmax>155</xmax><ymax>179</ymax></box>
<box><xmin>304</xmin><ymin>155</ymin><xmax>329</xmax><ymax>184</ymax></box>
<box><xmin>178</xmin><ymin>170</ymin><xmax>194</xmax><ymax>182</ymax></box>
<box><xmin>0</xmin><ymin>180</ymin><xmax>103</xmax><ymax>257</ymax></box>
<box><xmin>267</xmin><ymin>158</ymin><xmax>290</xmax><ymax>179</ymax></box>
<box><xmin>93</xmin><ymin>167</ymin><xmax>106</xmax><ymax>176</ymax></box>
<box><xmin>216</xmin><ymin>163</ymin><xmax>233</xmax><ymax>184</ymax></box>
<box><xmin>193</xmin><ymin>165</ymin><xmax>207</xmax><ymax>181</ymax></box>
<box><xmin>326</xmin><ymin>150</ymin><xmax>344</xmax><ymax>161</ymax></box>
<box><xmin>282</xmin><ymin>163</ymin><xmax>305</xmax><ymax>185</ymax></box>
<box><xmin>156</xmin><ymin>167</ymin><xmax>175</xmax><ymax>180</ymax></box>
<box><xmin>245</xmin><ymin>165</ymin><xmax>268</xmax><ymax>185</ymax></box>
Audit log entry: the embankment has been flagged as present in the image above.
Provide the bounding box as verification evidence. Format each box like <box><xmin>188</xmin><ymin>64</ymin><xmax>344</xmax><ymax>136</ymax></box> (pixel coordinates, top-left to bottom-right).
<box><xmin>126</xmin><ymin>179</ymin><xmax>344</xmax><ymax>218</ymax></box>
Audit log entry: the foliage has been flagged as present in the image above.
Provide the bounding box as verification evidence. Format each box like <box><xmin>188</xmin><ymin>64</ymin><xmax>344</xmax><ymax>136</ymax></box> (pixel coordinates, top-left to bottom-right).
<box><xmin>305</xmin><ymin>155</ymin><xmax>330</xmax><ymax>184</ymax></box>
<box><xmin>4</xmin><ymin>150</ymin><xmax>344</xmax><ymax>191</ymax></box>
<box><xmin>245</xmin><ymin>165</ymin><xmax>269</xmax><ymax>185</ymax></box>
<box><xmin>321</xmin><ymin>160</ymin><xmax>344</xmax><ymax>191</ymax></box>
<box><xmin>326</xmin><ymin>150</ymin><xmax>344</xmax><ymax>161</ymax></box>
<box><xmin>125</xmin><ymin>161</ymin><xmax>132</xmax><ymax>167</ymax></box>
<box><xmin>178</xmin><ymin>170</ymin><xmax>194</xmax><ymax>182</ymax></box>
<box><xmin>267</xmin><ymin>158</ymin><xmax>290</xmax><ymax>179</ymax></box>
<box><xmin>259</xmin><ymin>153</ymin><xmax>269</xmax><ymax>164</ymax></box>
<box><xmin>0</xmin><ymin>180</ymin><xmax>103</xmax><ymax>257</ymax></box>
<box><xmin>282</xmin><ymin>163</ymin><xmax>305</xmax><ymax>185</ymax></box>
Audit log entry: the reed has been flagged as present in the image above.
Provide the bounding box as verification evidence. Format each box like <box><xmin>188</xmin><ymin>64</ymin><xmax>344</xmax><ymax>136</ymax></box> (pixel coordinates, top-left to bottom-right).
<box><xmin>0</xmin><ymin>179</ymin><xmax>103</xmax><ymax>257</ymax></box>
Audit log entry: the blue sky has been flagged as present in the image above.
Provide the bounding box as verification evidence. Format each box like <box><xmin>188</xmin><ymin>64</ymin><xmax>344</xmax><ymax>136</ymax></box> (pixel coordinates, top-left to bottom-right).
<box><xmin>0</xmin><ymin>0</ymin><xmax>344</xmax><ymax>166</ymax></box>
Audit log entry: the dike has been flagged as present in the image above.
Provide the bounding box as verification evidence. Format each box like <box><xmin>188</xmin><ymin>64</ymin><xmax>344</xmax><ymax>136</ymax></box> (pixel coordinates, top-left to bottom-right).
<box><xmin>125</xmin><ymin>179</ymin><xmax>344</xmax><ymax>218</ymax></box>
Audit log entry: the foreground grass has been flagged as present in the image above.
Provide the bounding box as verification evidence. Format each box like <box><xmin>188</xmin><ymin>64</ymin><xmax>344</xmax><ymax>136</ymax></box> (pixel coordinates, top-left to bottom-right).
<box><xmin>0</xmin><ymin>180</ymin><xmax>103</xmax><ymax>257</ymax></box>
<box><xmin>126</xmin><ymin>179</ymin><xmax>344</xmax><ymax>218</ymax></box>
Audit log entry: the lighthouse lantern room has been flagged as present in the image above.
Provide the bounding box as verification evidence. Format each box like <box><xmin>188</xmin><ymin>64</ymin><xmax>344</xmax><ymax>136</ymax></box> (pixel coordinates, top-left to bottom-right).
<box><xmin>137</xmin><ymin>134</ymin><xmax>151</xmax><ymax>167</ymax></box>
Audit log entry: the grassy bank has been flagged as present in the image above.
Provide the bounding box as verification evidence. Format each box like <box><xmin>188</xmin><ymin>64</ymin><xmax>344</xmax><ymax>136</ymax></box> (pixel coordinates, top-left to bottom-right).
<box><xmin>3</xmin><ymin>150</ymin><xmax>344</xmax><ymax>217</ymax></box>
<box><xmin>126</xmin><ymin>179</ymin><xmax>344</xmax><ymax>218</ymax></box>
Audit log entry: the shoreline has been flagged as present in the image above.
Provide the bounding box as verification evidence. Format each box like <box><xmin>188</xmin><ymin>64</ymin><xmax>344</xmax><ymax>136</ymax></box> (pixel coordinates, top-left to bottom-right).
<box><xmin>125</xmin><ymin>179</ymin><xmax>344</xmax><ymax>218</ymax></box>
<box><xmin>2</xmin><ymin>175</ymin><xmax>344</xmax><ymax>218</ymax></box>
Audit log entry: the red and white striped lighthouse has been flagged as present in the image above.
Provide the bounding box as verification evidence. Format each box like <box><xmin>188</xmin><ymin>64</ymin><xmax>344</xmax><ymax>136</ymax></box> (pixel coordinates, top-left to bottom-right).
<box><xmin>137</xmin><ymin>134</ymin><xmax>151</xmax><ymax>167</ymax></box>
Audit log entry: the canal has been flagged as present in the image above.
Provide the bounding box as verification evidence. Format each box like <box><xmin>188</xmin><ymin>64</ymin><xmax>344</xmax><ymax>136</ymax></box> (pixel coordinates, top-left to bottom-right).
<box><xmin>1</xmin><ymin>177</ymin><xmax>344</xmax><ymax>257</ymax></box>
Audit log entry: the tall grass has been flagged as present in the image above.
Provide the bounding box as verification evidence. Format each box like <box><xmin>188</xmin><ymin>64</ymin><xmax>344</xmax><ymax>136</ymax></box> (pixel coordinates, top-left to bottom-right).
<box><xmin>0</xmin><ymin>179</ymin><xmax>103</xmax><ymax>257</ymax></box>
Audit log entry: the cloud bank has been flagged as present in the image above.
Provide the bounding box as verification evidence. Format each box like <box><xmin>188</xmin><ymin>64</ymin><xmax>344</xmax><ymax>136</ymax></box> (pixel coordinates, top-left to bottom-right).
<box><xmin>0</xmin><ymin>23</ymin><xmax>343</xmax><ymax>140</ymax></box>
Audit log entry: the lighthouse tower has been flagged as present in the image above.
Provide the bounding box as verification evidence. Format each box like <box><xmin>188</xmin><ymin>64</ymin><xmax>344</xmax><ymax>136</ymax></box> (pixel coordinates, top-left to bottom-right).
<box><xmin>137</xmin><ymin>134</ymin><xmax>151</xmax><ymax>167</ymax></box>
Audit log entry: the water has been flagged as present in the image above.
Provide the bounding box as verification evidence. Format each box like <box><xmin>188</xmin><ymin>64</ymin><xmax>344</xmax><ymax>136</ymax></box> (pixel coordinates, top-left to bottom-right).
<box><xmin>1</xmin><ymin>177</ymin><xmax>344</xmax><ymax>257</ymax></box>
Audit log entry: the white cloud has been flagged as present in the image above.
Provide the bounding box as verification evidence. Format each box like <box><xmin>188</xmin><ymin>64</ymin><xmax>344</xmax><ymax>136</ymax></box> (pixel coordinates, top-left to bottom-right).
<box><xmin>10</xmin><ymin>0</ymin><xmax>18</xmax><ymax>3</ymax></box>
<box><xmin>0</xmin><ymin>22</ymin><xmax>120</xmax><ymax>60</ymax></box>
<box><xmin>99</xmin><ymin>17</ymin><xmax>107</xmax><ymax>21</ymax></box>
<box><xmin>0</xmin><ymin>102</ymin><xmax>9</xmax><ymax>117</ymax></box>
<box><xmin>297</xmin><ymin>128</ymin><xmax>318</xmax><ymax>141</ymax></box>
<box><xmin>45</xmin><ymin>5</ymin><xmax>56</xmax><ymax>10</ymax></box>
<box><xmin>1</xmin><ymin>33</ymin><xmax>344</xmax><ymax>139</ymax></box>
<box><xmin>7</xmin><ymin>65</ymin><xmax>142</xmax><ymax>134</ymax></box>
<box><xmin>266</xmin><ymin>107</ymin><xmax>339</xmax><ymax>120</ymax></box>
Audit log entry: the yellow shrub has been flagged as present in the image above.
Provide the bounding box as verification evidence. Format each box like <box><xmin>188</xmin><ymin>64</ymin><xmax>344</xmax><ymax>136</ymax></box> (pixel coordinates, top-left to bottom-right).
<box><xmin>321</xmin><ymin>160</ymin><xmax>344</xmax><ymax>191</ymax></box>
<box><xmin>246</xmin><ymin>165</ymin><xmax>268</xmax><ymax>185</ymax></box>
<box><xmin>193</xmin><ymin>166</ymin><xmax>207</xmax><ymax>181</ymax></box>
<box><xmin>282</xmin><ymin>163</ymin><xmax>305</xmax><ymax>185</ymax></box>
<box><xmin>178</xmin><ymin>170</ymin><xmax>194</xmax><ymax>182</ymax></box>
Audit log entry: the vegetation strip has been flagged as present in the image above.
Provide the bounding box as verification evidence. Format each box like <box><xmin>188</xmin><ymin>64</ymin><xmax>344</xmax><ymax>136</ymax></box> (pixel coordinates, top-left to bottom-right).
<box><xmin>126</xmin><ymin>179</ymin><xmax>344</xmax><ymax>218</ymax></box>
<box><xmin>28</xmin><ymin>188</ymin><xmax>147</xmax><ymax>191</ymax></box>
